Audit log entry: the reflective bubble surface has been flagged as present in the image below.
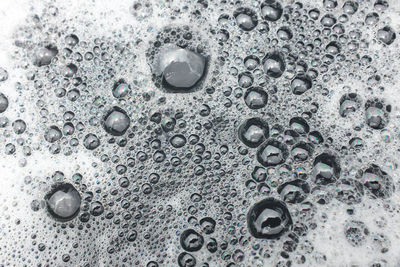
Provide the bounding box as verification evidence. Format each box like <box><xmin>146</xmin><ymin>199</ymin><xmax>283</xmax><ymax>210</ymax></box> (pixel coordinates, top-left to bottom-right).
<box><xmin>0</xmin><ymin>0</ymin><xmax>399</xmax><ymax>266</ymax></box>
<box><xmin>247</xmin><ymin>198</ymin><xmax>293</xmax><ymax>239</ymax></box>
<box><xmin>45</xmin><ymin>183</ymin><xmax>81</xmax><ymax>222</ymax></box>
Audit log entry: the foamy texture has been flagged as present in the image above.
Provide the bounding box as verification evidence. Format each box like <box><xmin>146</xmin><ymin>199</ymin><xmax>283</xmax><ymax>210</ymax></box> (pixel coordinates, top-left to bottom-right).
<box><xmin>0</xmin><ymin>0</ymin><xmax>399</xmax><ymax>266</ymax></box>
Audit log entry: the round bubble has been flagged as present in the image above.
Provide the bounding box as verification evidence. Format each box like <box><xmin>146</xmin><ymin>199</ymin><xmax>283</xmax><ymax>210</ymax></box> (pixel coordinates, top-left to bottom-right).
<box><xmin>339</xmin><ymin>93</ymin><xmax>361</xmax><ymax>117</ymax></box>
<box><xmin>277</xmin><ymin>179</ymin><xmax>310</xmax><ymax>203</ymax></box>
<box><xmin>263</xmin><ymin>52</ymin><xmax>285</xmax><ymax>78</ymax></box>
<box><xmin>359</xmin><ymin>165</ymin><xmax>394</xmax><ymax>199</ymax></box>
<box><xmin>102</xmin><ymin>106</ymin><xmax>131</xmax><ymax>136</ymax></box>
<box><xmin>260</xmin><ymin>0</ymin><xmax>283</xmax><ymax>22</ymax></box>
<box><xmin>291</xmin><ymin>75</ymin><xmax>312</xmax><ymax>95</ymax></box>
<box><xmin>247</xmin><ymin>198</ymin><xmax>292</xmax><ymax>239</ymax></box>
<box><xmin>234</xmin><ymin>7</ymin><xmax>258</xmax><ymax>31</ymax></box>
<box><xmin>155</xmin><ymin>44</ymin><xmax>206</xmax><ymax>91</ymax></box>
<box><xmin>312</xmin><ymin>152</ymin><xmax>341</xmax><ymax>185</ymax></box>
<box><xmin>244</xmin><ymin>87</ymin><xmax>268</xmax><ymax>110</ymax></box>
<box><xmin>33</xmin><ymin>45</ymin><xmax>58</xmax><ymax>67</ymax></box>
<box><xmin>377</xmin><ymin>26</ymin><xmax>396</xmax><ymax>45</ymax></box>
<box><xmin>178</xmin><ymin>252</ymin><xmax>196</xmax><ymax>267</ymax></box>
<box><xmin>238</xmin><ymin>118</ymin><xmax>269</xmax><ymax>148</ymax></box>
<box><xmin>0</xmin><ymin>93</ymin><xmax>8</xmax><ymax>113</ymax></box>
<box><xmin>257</xmin><ymin>139</ymin><xmax>288</xmax><ymax>167</ymax></box>
<box><xmin>180</xmin><ymin>229</ymin><xmax>204</xmax><ymax>252</ymax></box>
<box><xmin>45</xmin><ymin>183</ymin><xmax>81</xmax><ymax>222</ymax></box>
<box><xmin>83</xmin><ymin>133</ymin><xmax>100</xmax><ymax>150</ymax></box>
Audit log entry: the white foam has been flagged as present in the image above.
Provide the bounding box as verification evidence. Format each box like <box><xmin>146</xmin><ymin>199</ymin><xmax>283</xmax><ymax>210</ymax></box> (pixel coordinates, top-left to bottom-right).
<box><xmin>0</xmin><ymin>0</ymin><xmax>400</xmax><ymax>266</ymax></box>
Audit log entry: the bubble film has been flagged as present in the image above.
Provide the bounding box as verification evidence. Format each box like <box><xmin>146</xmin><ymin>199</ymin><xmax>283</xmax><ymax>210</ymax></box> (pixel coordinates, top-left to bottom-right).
<box><xmin>0</xmin><ymin>0</ymin><xmax>400</xmax><ymax>266</ymax></box>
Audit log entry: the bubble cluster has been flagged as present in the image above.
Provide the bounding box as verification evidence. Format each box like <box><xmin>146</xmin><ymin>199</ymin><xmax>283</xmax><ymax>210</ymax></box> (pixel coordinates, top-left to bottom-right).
<box><xmin>0</xmin><ymin>0</ymin><xmax>399</xmax><ymax>266</ymax></box>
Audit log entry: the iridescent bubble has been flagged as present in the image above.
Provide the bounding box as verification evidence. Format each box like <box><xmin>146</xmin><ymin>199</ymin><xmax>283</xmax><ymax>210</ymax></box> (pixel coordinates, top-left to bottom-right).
<box><xmin>283</xmin><ymin>130</ymin><xmax>299</xmax><ymax>145</ymax></box>
<box><xmin>277</xmin><ymin>26</ymin><xmax>293</xmax><ymax>40</ymax></box>
<box><xmin>374</xmin><ymin>0</ymin><xmax>389</xmax><ymax>11</ymax></box>
<box><xmin>63</xmin><ymin>63</ymin><xmax>78</xmax><ymax>78</ymax></box>
<box><xmin>238</xmin><ymin>72</ymin><xmax>254</xmax><ymax>88</ymax></box>
<box><xmin>130</xmin><ymin>0</ymin><xmax>153</xmax><ymax>21</ymax></box>
<box><xmin>90</xmin><ymin>201</ymin><xmax>104</xmax><ymax>216</ymax></box>
<box><xmin>12</xmin><ymin>119</ymin><xmax>26</xmax><ymax>134</ymax></box>
<box><xmin>365</xmin><ymin>12</ymin><xmax>379</xmax><ymax>25</ymax></box>
<box><xmin>323</xmin><ymin>0</ymin><xmax>338</xmax><ymax>9</ymax></box>
<box><xmin>344</xmin><ymin>220</ymin><xmax>369</xmax><ymax>247</ymax></box>
<box><xmin>326</xmin><ymin>41</ymin><xmax>341</xmax><ymax>55</ymax></box>
<box><xmin>126</xmin><ymin>230</ymin><xmax>137</xmax><ymax>242</ymax></box>
<box><xmin>112</xmin><ymin>79</ymin><xmax>130</xmax><ymax>98</ymax></box>
<box><xmin>206</xmin><ymin>238</ymin><xmax>218</xmax><ymax>253</ymax></box>
<box><xmin>0</xmin><ymin>68</ymin><xmax>8</xmax><ymax>82</ymax></box>
<box><xmin>309</xmin><ymin>8</ymin><xmax>320</xmax><ymax>20</ymax></box>
<box><xmin>244</xmin><ymin>55</ymin><xmax>260</xmax><ymax>71</ymax></box>
<box><xmin>308</xmin><ymin>131</ymin><xmax>324</xmax><ymax>144</ymax></box>
<box><xmin>252</xmin><ymin>166</ymin><xmax>267</xmax><ymax>183</ymax></box>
